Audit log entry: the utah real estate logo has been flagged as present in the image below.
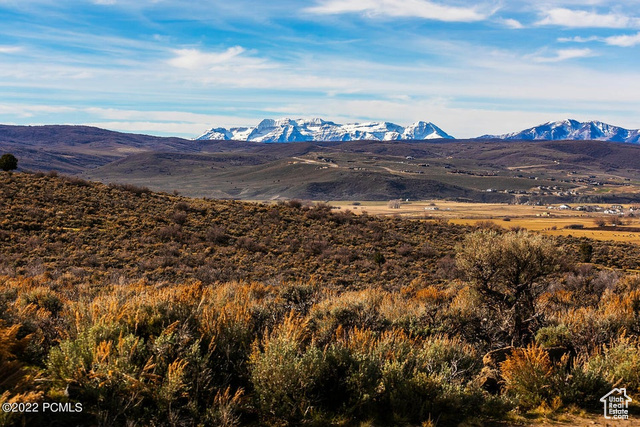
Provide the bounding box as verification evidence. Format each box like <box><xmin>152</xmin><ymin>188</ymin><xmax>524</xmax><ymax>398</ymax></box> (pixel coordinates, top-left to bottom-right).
<box><xmin>600</xmin><ymin>388</ymin><xmax>632</xmax><ymax>420</ymax></box>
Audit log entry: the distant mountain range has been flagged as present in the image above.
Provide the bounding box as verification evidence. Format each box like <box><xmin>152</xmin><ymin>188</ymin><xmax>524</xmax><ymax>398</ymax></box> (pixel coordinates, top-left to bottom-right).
<box><xmin>478</xmin><ymin>119</ymin><xmax>640</xmax><ymax>143</ymax></box>
<box><xmin>197</xmin><ymin>118</ymin><xmax>454</xmax><ymax>142</ymax></box>
<box><xmin>198</xmin><ymin>118</ymin><xmax>640</xmax><ymax>143</ymax></box>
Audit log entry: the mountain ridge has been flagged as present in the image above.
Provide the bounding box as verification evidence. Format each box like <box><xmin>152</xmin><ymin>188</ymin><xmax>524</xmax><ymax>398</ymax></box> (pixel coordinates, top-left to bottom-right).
<box><xmin>478</xmin><ymin>119</ymin><xmax>640</xmax><ymax>143</ymax></box>
<box><xmin>197</xmin><ymin>118</ymin><xmax>454</xmax><ymax>142</ymax></box>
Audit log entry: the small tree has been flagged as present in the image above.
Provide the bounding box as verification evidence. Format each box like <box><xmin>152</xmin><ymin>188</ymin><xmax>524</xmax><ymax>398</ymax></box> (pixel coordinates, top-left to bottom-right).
<box><xmin>456</xmin><ymin>230</ymin><xmax>562</xmax><ymax>346</ymax></box>
<box><xmin>578</xmin><ymin>242</ymin><xmax>593</xmax><ymax>263</ymax></box>
<box><xmin>0</xmin><ymin>153</ymin><xmax>17</xmax><ymax>171</ymax></box>
<box><xmin>610</xmin><ymin>216</ymin><xmax>624</xmax><ymax>226</ymax></box>
<box><xmin>373</xmin><ymin>251</ymin><xmax>386</xmax><ymax>266</ymax></box>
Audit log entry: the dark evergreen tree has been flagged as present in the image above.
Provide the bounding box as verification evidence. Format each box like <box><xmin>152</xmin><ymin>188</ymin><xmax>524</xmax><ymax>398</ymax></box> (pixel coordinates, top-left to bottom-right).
<box><xmin>0</xmin><ymin>153</ymin><xmax>18</xmax><ymax>171</ymax></box>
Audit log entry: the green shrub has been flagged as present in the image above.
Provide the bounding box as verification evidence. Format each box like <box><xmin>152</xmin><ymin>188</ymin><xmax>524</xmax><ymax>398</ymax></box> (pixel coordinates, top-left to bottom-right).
<box><xmin>562</xmin><ymin>366</ymin><xmax>610</xmax><ymax>409</ymax></box>
<box><xmin>417</xmin><ymin>336</ymin><xmax>481</xmax><ymax>383</ymax></box>
<box><xmin>535</xmin><ymin>324</ymin><xmax>572</xmax><ymax>348</ymax></box>
<box><xmin>19</xmin><ymin>288</ymin><xmax>64</xmax><ymax>316</ymax></box>
<box><xmin>47</xmin><ymin>327</ymin><xmax>150</xmax><ymax>425</ymax></box>
<box><xmin>584</xmin><ymin>336</ymin><xmax>640</xmax><ymax>393</ymax></box>
<box><xmin>249</xmin><ymin>314</ymin><xmax>324</xmax><ymax>424</ymax></box>
<box><xmin>321</xmin><ymin>330</ymin><xmax>480</xmax><ymax>425</ymax></box>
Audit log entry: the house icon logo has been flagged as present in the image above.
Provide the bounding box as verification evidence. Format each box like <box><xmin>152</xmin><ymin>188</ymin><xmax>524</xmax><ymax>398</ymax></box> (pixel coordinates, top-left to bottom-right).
<box><xmin>600</xmin><ymin>388</ymin><xmax>632</xmax><ymax>420</ymax></box>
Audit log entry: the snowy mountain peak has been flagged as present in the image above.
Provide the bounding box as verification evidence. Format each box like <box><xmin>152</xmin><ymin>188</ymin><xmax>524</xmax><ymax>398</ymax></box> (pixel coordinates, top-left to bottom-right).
<box><xmin>197</xmin><ymin>118</ymin><xmax>454</xmax><ymax>142</ymax></box>
<box><xmin>478</xmin><ymin>119</ymin><xmax>640</xmax><ymax>143</ymax></box>
<box><xmin>403</xmin><ymin>121</ymin><xmax>451</xmax><ymax>140</ymax></box>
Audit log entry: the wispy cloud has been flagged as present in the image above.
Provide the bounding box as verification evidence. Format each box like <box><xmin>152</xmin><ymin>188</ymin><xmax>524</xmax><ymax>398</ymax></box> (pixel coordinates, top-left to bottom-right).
<box><xmin>538</xmin><ymin>8</ymin><xmax>640</xmax><ymax>28</ymax></box>
<box><xmin>0</xmin><ymin>45</ymin><xmax>22</xmax><ymax>54</ymax></box>
<box><xmin>559</xmin><ymin>32</ymin><xmax>640</xmax><ymax>47</ymax></box>
<box><xmin>0</xmin><ymin>104</ymin><xmax>76</xmax><ymax>118</ymax></box>
<box><xmin>84</xmin><ymin>107</ymin><xmax>230</xmax><ymax>124</ymax></box>
<box><xmin>531</xmin><ymin>48</ymin><xmax>595</xmax><ymax>63</ymax></box>
<box><xmin>557</xmin><ymin>35</ymin><xmax>600</xmax><ymax>43</ymax></box>
<box><xmin>0</xmin><ymin>103</ymin><xmax>260</xmax><ymax>137</ymax></box>
<box><xmin>168</xmin><ymin>47</ymin><xmax>251</xmax><ymax>70</ymax></box>
<box><xmin>306</xmin><ymin>0</ymin><xmax>492</xmax><ymax>22</ymax></box>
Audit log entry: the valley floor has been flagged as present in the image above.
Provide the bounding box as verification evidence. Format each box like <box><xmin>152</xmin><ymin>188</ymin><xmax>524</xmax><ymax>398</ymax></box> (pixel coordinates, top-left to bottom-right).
<box><xmin>328</xmin><ymin>200</ymin><xmax>640</xmax><ymax>244</ymax></box>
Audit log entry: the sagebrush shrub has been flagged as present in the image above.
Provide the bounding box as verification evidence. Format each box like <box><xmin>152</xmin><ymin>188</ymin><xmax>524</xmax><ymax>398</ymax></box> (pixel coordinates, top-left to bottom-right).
<box><xmin>535</xmin><ymin>324</ymin><xmax>572</xmax><ymax>349</ymax></box>
<box><xmin>500</xmin><ymin>344</ymin><xmax>566</xmax><ymax>410</ymax></box>
<box><xmin>584</xmin><ymin>335</ymin><xmax>640</xmax><ymax>393</ymax></box>
<box><xmin>249</xmin><ymin>313</ymin><xmax>324</xmax><ymax>424</ymax></box>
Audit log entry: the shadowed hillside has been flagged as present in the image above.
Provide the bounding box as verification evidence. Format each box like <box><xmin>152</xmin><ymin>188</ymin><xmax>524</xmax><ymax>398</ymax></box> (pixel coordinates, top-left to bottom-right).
<box><xmin>0</xmin><ymin>125</ymin><xmax>196</xmax><ymax>174</ymax></box>
<box><xmin>3</xmin><ymin>125</ymin><xmax>640</xmax><ymax>201</ymax></box>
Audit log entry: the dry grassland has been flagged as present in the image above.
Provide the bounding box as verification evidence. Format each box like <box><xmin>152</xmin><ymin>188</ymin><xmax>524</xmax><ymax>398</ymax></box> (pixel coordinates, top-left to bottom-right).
<box><xmin>330</xmin><ymin>200</ymin><xmax>640</xmax><ymax>244</ymax></box>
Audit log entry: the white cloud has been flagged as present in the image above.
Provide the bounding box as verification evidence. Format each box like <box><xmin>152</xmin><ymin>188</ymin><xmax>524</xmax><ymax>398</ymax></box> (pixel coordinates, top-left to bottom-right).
<box><xmin>532</xmin><ymin>48</ymin><xmax>595</xmax><ymax>62</ymax></box>
<box><xmin>0</xmin><ymin>45</ymin><xmax>22</xmax><ymax>53</ymax></box>
<box><xmin>499</xmin><ymin>18</ymin><xmax>524</xmax><ymax>29</ymax></box>
<box><xmin>306</xmin><ymin>0</ymin><xmax>492</xmax><ymax>22</ymax></box>
<box><xmin>538</xmin><ymin>8</ymin><xmax>640</xmax><ymax>28</ymax></box>
<box><xmin>167</xmin><ymin>47</ymin><xmax>249</xmax><ymax>70</ymax></box>
<box><xmin>605</xmin><ymin>32</ymin><xmax>640</xmax><ymax>47</ymax></box>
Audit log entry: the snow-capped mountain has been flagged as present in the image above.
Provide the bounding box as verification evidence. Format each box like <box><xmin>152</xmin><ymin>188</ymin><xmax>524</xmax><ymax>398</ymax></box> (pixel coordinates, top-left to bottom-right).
<box><xmin>197</xmin><ymin>118</ymin><xmax>454</xmax><ymax>142</ymax></box>
<box><xmin>478</xmin><ymin>119</ymin><xmax>640</xmax><ymax>143</ymax></box>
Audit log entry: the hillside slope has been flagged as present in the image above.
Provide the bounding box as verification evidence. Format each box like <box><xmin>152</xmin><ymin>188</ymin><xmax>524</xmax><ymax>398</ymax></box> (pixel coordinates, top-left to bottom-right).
<box><xmin>0</xmin><ymin>171</ymin><xmax>465</xmax><ymax>286</ymax></box>
<box><xmin>0</xmin><ymin>124</ymin><xmax>195</xmax><ymax>173</ymax></box>
<box><xmin>1</xmin><ymin>171</ymin><xmax>638</xmax><ymax>284</ymax></box>
<box><xmin>83</xmin><ymin>139</ymin><xmax>640</xmax><ymax>202</ymax></box>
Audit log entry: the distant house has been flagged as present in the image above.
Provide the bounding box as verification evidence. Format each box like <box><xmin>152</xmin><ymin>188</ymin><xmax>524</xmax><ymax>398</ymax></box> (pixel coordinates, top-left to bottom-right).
<box><xmin>558</xmin><ymin>204</ymin><xmax>571</xmax><ymax>210</ymax></box>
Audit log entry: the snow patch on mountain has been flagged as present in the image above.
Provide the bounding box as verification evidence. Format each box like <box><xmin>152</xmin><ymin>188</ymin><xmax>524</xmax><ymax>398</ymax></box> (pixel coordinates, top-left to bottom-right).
<box><xmin>197</xmin><ymin>118</ymin><xmax>454</xmax><ymax>142</ymax></box>
<box><xmin>478</xmin><ymin>119</ymin><xmax>640</xmax><ymax>143</ymax></box>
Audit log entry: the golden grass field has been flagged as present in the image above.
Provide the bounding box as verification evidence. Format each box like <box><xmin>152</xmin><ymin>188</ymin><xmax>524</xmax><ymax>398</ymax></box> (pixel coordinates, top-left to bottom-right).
<box><xmin>329</xmin><ymin>200</ymin><xmax>640</xmax><ymax>244</ymax></box>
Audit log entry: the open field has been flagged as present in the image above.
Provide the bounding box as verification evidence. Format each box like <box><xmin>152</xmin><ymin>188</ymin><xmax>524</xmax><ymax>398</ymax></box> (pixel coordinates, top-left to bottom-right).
<box><xmin>329</xmin><ymin>200</ymin><xmax>640</xmax><ymax>243</ymax></box>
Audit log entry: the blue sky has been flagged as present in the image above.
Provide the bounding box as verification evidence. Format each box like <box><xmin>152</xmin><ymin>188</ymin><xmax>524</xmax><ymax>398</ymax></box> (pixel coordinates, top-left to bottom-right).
<box><xmin>1</xmin><ymin>0</ymin><xmax>640</xmax><ymax>138</ymax></box>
